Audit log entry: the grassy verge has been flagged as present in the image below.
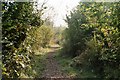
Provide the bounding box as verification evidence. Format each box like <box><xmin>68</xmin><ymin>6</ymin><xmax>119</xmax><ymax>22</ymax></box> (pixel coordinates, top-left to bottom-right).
<box><xmin>31</xmin><ymin>48</ymin><xmax>51</xmax><ymax>78</ymax></box>
<box><xmin>54</xmin><ymin>50</ymin><xmax>79</xmax><ymax>77</ymax></box>
<box><xmin>22</xmin><ymin>48</ymin><xmax>49</xmax><ymax>78</ymax></box>
<box><xmin>54</xmin><ymin>50</ymin><xmax>99</xmax><ymax>78</ymax></box>
<box><xmin>31</xmin><ymin>54</ymin><xmax>46</xmax><ymax>78</ymax></box>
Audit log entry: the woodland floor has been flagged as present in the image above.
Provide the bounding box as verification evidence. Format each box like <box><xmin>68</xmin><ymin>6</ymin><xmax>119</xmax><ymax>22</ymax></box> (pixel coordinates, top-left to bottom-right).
<box><xmin>41</xmin><ymin>45</ymin><xmax>73</xmax><ymax>79</ymax></box>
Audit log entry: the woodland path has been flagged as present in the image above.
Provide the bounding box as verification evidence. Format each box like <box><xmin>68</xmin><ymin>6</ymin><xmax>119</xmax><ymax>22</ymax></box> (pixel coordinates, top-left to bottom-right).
<box><xmin>41</xmin><ymin>45</ymin><xmax>73</xmax><ymax>80</ymax></box>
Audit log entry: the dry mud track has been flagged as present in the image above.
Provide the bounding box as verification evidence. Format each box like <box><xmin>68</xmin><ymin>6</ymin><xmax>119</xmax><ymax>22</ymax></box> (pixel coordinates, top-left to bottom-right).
<box><xmin>41</xmin><ymin>46</ymin><xmax>73</xmax><ymax>80</ymax></box>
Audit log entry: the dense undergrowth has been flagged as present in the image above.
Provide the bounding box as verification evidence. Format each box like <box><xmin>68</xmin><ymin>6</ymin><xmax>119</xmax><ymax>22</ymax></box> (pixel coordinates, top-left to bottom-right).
<box><xmin>61</xmin><ymin>2</ymin><xmax>120</xmax><ymax>78</ymax></box>
<box><xmin>2</xmin><ymin>1</ymin><xmax>53</xmax><ymax>78</ymax></box>
<box><xmin>55</xmin><ymin>50</ymin><xmax>99</xmax><ymax>78</ymax></box>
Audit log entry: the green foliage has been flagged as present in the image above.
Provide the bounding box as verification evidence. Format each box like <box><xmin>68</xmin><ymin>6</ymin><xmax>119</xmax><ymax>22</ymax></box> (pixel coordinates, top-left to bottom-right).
<box><xmin>2</xmin><ymin>1</ymin><xmax>45</xmax><ymax>78</ymax></box>
<box><xmin>27</xmin><ymin>25</ymin><xmax>53</xmax><ymax>49</ymax></box>
<box><xmin>55</xmin><ymin>50</ymin><xmax>98</xmax><ymax>78</ymax></box>
<box><xmin>63</xmin><ymin>2</ymin><xmax>120</xmax><ymax>78</ymax></box>
<box><xmin>38</xmin><ymin>25</ymin><xmax>53</xmax><ymax>48</ymax></box>
<box><xmin>63</xmin><ymin>8</ymin><xmax>93</xmax><ymax>57</ymax></box>
<box><xmin>52</xmin><ymin>27</ymin><xmax>65</xmax><ymax>45</ymax></box>
<box><xmin>24</xmin><ymin>53</ymin><xmax>46</xmax><ymax>78</ymax></box>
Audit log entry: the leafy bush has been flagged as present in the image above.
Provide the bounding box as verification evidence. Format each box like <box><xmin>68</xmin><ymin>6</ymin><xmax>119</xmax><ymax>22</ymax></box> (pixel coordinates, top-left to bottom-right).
<box><xmin>63</xmin><ymin>2</ymin><xmax>120</xmax><ymax>78</ymax></box>
<box><xmin>2</xmin><ymin>1</ymin><xmax>45</xmax><ymax>78</ymax></box>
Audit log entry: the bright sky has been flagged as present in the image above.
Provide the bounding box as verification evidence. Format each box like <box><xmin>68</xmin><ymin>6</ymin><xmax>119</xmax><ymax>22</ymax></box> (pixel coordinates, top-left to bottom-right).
<box><xmin>38</xmin><ymin>0</ymin><xmax>80</xmax><ymax>27</ymax></box>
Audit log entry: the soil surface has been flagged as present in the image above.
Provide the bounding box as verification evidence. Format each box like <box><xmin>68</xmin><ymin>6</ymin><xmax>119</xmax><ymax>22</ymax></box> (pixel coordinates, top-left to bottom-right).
<box><xmin>41</xmin><ymin>46</ymin><xmax>72</xmax><ymax>79</ymax></box>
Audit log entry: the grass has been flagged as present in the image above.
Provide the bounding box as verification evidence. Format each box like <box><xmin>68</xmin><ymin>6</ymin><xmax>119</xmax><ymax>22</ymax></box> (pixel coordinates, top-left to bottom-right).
<box><xmin>22</xmin><ymin>49</ymin><xmax>49</xmax><ymax>78</ymax></box>
<box><xmin>54</xmin><ymin>49</ymin><xmax>99</xmax><ymax>78</ymax></box>
<box><xmin>54</xmin><ymin>50</ymin><xmax>79</xmax><ymax>77</ymax></box>
<box><xmin>23</xmin><ymin>45</ymin><xmax>61</xmax><ymax>78</ymax></box>
<box><xmin>32</xmin><ymin>49</ymin><xmax>50</xmax><ymax>78</ymax></box>
<box><xmin>31</xmin><ymin>54</ymin><xmax>46</xmax><ymax>78</ymax></box>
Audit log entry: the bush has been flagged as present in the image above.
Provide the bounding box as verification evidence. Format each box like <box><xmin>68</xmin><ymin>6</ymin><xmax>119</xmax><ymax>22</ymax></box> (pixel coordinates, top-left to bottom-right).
<box><xmin>62</xmin><ymin>2</ymin><xmax>120</xmax><ymax>78</ymax></box>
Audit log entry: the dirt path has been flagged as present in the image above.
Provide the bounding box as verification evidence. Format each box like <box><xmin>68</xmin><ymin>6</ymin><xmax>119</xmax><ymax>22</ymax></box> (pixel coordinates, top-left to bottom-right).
<box><xmin>41</xmin><ymin>46</ymin><xmax>69</xmax><ymax>79</ymax></box>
